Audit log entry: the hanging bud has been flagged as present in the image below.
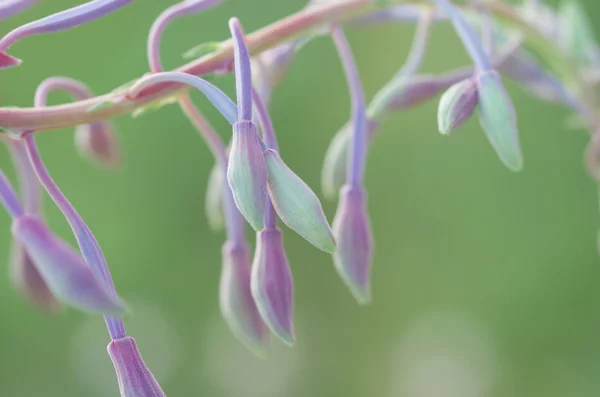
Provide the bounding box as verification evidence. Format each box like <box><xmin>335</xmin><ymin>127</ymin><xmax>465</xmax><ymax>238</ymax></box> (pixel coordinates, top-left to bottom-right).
<box><xmin>332</xmin><ymin>185</ymin><xmax>373</xmax><ymax>305</ymax></box>
<box><xmin>9</xmin><ymin>240</ymin><xmax>60</xmax><ymax>313</ymax></box>
<box><xmin>437</xmin><ymin>78</ymin><xmax>478</xmax><ymax>135</ymax></box>
<box><xmin>11</xmin><ymin>214</ymin><xmax>125</xmax><ymax>314</ymax></box>
<box><xmin>476</xmin><ymin>71</ymin><xmax>523</xmax><ymax>172</ymax></box>
<box><xmin>74</xmin><ymin>122</ymin><xmax>121</xmax><ymax>167</ymax></box>
<box><xmin>321</xmin><ymin>118</ymin><xmax>379</xmax><ymax>201</ymax></box>
<box><xmin>251</xmin><ymin>228</ymin><xmax>294</xmax><ymax>345</ymax></box>
<box><xmin>0</xmin><ymin>52</ymin><xmax>21</xmax><ymax>68</ymax></box>
<box><xmin>227</xmin><ymin>120</ymin><xmax>268</xmax><ymax>231</ymax></box>
<box><xmin>107</xmin><ymin>336</ymin><xmax>166</xmax><ymax>397</ymax></box>
<box><xmin>559</xmin><ymin>0</ymin><xmax>600</xmax><ymax>65</ymax></box>
<box><xmin>205</xmin><ymin>163</ymin><xmax>225</xmax><ymax>232</ymax></box>
<box><xmin>252</xmin><ymin>42</ymin><xmax>296</xmax><ymax>105</ymax></box>
<box><xmin>264</xmin><ymin>149</ymin><xmax>335</xmax><ymax>253</ymax></box>
<box><xmin>220</xmin><ymin>241</ymin><xmax>270</xmax><ymax>357</ymax></box>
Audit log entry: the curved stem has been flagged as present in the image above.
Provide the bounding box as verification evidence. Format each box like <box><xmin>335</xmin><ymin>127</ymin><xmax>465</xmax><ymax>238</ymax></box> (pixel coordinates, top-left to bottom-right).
<box><xmin>0</xmin><ymin>168</ymin><xmax>24</xmax><ymax>219</ymax></box>
<box><xmin>0</xmin><ymin>0</ymin><xmax>38</xmax><ymax>22</ymax></box>
<box><xmin>7</xmin><ymin>140</ymin><xmax>41</xmax><ymax>214</ymax></box>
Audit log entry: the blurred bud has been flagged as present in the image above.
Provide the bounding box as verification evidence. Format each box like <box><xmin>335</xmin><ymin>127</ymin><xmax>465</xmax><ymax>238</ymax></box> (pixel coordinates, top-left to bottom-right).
<box><xmin>437</xmin><ymin>78</ymin><xmax>478</xmax><ymax>135</ymax></box>
<box><xmin>321</xmin><ymin>118</ymin><xmax>379</xmax><ymax>200</ymax></box>
<box><xmin>370</xmin><ymin>75</ymin><xmax>446</xmax><ymax>116</ymax></box>
<box><xmin>332</xmin><ymin>185</ymin><xmax>373</xmax><ymax>305</ymax></box>
<box><xmin>264</xmin><ymin>148</ymin><xmax>335</xmax><ymax>253</ymax></box>
<box><xmin>74</xmin><ymin>122</ymin><xmax>121</xmax><ymax>167</ymax></box>
<box><xmin>205</xmin><ymin>163</ymin><xmax>225</xmax><ymax>232</ymax></box>
<box><xmin>9</xmin><ymin>240</ymin><xmax>60</xmax><ymax>313</ymax></box>
<box><xmin>220</xmin><ymin>241</ymin><xmax>270</xmax><ymax>357</ymax></box>
<box><xmin>0</xmin><ymin>52</ymin><xmax>21</xmax><ymax>68</ymax></box>
<box><xmin>252</xmin><ymin>42</ymin><xmax>296</xmax><ymax>105</ymax></box>
<box><xmin>227</xmin><ymin>120</ymin><xmax>268</xmax><ymax>231</ymax></box>
<box><xmin>476</xmin><ymin>71</ymin><xmax>523</xmax><ymax>172</ymax></box>
<box><xmin>251</xmin><ymin>228</ymin><xmax>294</xmax><ymax>345</ymax></box>
<box><xmin>107</xmin><ymin>336</ymin><xmax>166</xmax><ymax>397</ymax></box>
<box><xmin>559</xmin><ymin>0</ymin><xmax>600</xmax><ymax>65</ymax></box>
<box><xmin>11</xmin><ymin>214</ymin><xmax>124</xmax><ymax>314</ymax></box>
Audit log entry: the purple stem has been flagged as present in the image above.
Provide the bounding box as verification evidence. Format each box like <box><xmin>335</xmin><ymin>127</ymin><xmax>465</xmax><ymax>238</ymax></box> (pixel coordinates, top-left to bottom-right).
<box><xmin>229</xmin><ymin>18</ymin><xmax>253</xmax><ymax>121</ymax></box>
<box><xmin>7</xmin><ymin>140</ymin><xmax>41</xmax><ymax>214</ymax></box>
<box><xmin>331</xmin><ymin>25</ymin><xmax>367</xmax><ymax>188</ymax></box>
<box><xmin>0</xmin><ymin>168</ymin><xmax>25</xmax><ymax>219</ymax></box>
<box><xmin>0</xmin><ymin>0</ymin><xmax>38</xmax><ymax>22</ymax></box>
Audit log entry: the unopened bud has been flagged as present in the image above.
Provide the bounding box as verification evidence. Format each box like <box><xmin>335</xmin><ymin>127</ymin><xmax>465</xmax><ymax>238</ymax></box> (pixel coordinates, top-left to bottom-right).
<box><xmin>437</xmin><ymin>78</ymin><xmax>478</xmax><ymax>134</ymax></box>
<box><xmin>75</xmin><ymin>122</ymin><xmax>121</xmax><ymax>167</ymax></box>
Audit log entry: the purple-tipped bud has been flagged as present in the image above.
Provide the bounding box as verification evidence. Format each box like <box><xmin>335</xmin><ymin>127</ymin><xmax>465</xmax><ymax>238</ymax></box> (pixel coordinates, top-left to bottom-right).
<box><xmin>10</xmin><ymin>241</ymin><xmax>60</xmax><ymax>313</ymax></box>
<box><xmin>371</xmin><ymin>75</ymin><xmax>446</xmax><ymax>115</ymax></box>
<box><xmin>11</xmin><ymin>214</ymin><xmax>124</xmax><ymax>314</ymax></box>
<box><xmin>476</xmin><ymin>70</ymin><xmax>523</xmax><ymax>172</ymax></box>
<box><xmin>321</xmin><ymin>118</ymin><xmax>379</xmax><ymax>201</ymax></box>
<box><xmin>264</xmin><ymin>149</ymin><xmax>335</xmax><ymax>253</ymax></box>
<box><xmin>221</xmin><ymin>241</ymin><xmax>270</xmax><ymax>356</ymax></box>
<box><xmin>0</xmin><ymin>52</ymin><xmax>21</xmax><ymax>68</ymax></box>
<box><xmin>107</xmin><ymin>336</ymin><xmax>166</xmax><ymax>397</ymax></box>
<box><xmin>205</xmin><ymin>163</ymin><xmax>225</xmax><ymax>232</ymax></box>
<box><xmin>251</xmin><ymin>228</ymin><xmax>295</xmax><ymax>345</ymax></box>
<box><xmin>227</xmin><ymin>120</ymin><xmax>268</xmax><ymax>231</ymax></box>
<box><xmin>437</xmin><ymin>78</ymin><xmax>478</xmax><ymax>135</ymax></box>
<box><xmin>74</xmin><ymin>122</ymin><xmax>121</xmax><ymax>167</ymax></box>
<box><xmin>332</xmin><ymin>185</ymin><xmax>373</xmax><ymax>305</ymax></box>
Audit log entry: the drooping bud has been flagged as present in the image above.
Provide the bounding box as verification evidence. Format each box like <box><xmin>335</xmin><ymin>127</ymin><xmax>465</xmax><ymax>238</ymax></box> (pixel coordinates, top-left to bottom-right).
<box><xmin>437</xmin><ymin>78</ymin><xmax>478</xmax><ymax>135</ymax></box>
<box><xmin>332</xmin><ymin>185</ymin><xmax>373</xmax><ymax>305</ymax></box>
<box><xmin>476</xmin><ymin>70</ymin><xmax>523</xmax><ymax>172</ymax></box>
<box><xmin>220</xmin><ymin>241</ymin><xmax>270</xmax><ymax>357</ymax></box>
<box><xmin>251</xmin><ymin>228</ymin><xmax>294</xmax><ymax>345</ymax></box>
<box><xmin>227</xmin><ymin>120</ymin><xmax>267</xmax><ymax>231</ymax></box>
<box><xmin>11</xmin><ymin>214</ymin><xmax>125</xmax><ymax>314</ymax></box>
<box><xmin>107</xmin><ymin>336</ymin><xmax>166</xmax><ymax>397</ymax></box>
<box><xmin>559</xmin><ymin>0</ymin><xmax>600</xmax><ymax>65</ymax></box>
<box><xmin>205</xmin><ymin>163</ymin><xmax>225</xmax><ymax>232</ymax></box>
<box><xmin>0</xmin><ymin>52</ymin><xmax>21</xmax><ymax>68</ymax></box>
<box><xmin>321</xmin><ymin>118</ymin><xmax>379</xmax><ymax>201</ymax></box>
<box><xmin>252</xmin><ymin>42</ymin><xmax>296</xmax><ymax>105</ymax></box>
<box><xmin>264</xmin><ymin>149</ymin><xmax>335</xmax><ymax>253</ymax></box>
<box><xmin>9</xmin><ymin>240</ymin><xmax>60</xmax><ymax>313</ymax></box>
<box><xmin>369</xmin><ymin>75</ymin><xmax>447</xmax><ymax>116</ymax></box>
<box><xmin>74</xmin><ymin>122</ymin><xmax>121</xmax><ymax>167</ymax></box>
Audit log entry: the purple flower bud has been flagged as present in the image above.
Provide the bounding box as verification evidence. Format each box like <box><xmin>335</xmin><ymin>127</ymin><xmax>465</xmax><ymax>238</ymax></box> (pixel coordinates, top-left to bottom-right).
<box><xmin>11</xmin><ymin>214</ymin><xmax>125</xmax><ymax>314</ymax></box>
<box><xmin>205</xmin><ymin>163</ymin><xmax>225</xmax><ymax>232</ymax></box>
<box><xmin>0</xmin><ymin>52</ymin><xmax>21</xmax><ymax>68</ymax></box>
<box><xmin>264</xmin><ymin>148</ymin><xmax>335</xmax><ymax>253</ymax></box>
<box><xmin>371</xmin><ymin>75</ymin><xmax>446</xmax><ymax>114</ymax></box>
<box><xmin>10</xmin><ymin>241</ymin><xmax>60</xmax><ymax>313</ymax></box>
<box><xmin>437</xmin><ymin>78</ymin><xmax>478</xmax><ymax>135</ymax></box>
<box><xmin>220</xmin><ymin>241</ymin><xmax>270</xmax><ymax>356</ymax></box>
<box><xmin>253</xmin><ymin>42</ymin><xmax>296</xmax><ymax>105</ymax></box>
<box><xmin>227</xmin><ymin>120</ymin><xmax>268</xmax><ymax>231</ymax></box>
<box><xmin>251</xmin><ymin>228</ymin><xmax>295</xmax><ymax>345</ymax></box>
<box><xmin>107</xmin><ymin>336</ymin><xmax>166</xmax><ymax>397</ymax></box>
<box><xmin>332</xmin><ymin>185</ymin><xmax>373</xmax><ymax>305</ymax></box>
<box><xmin>75</xmin><ymin>122</ymin><xmax>121</xmax><ymax>167</ymax></box>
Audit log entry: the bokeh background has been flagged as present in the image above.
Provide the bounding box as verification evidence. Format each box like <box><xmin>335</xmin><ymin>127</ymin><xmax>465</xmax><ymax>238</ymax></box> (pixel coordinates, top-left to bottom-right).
<box><xmin>2</xmin><ymin>0</ymin><xmax>600</xmax><ymax>396</ymax></box>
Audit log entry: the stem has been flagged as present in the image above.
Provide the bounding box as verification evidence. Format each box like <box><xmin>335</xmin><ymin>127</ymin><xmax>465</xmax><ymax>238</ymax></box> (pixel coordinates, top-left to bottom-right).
<box><xmin>0</xmin><ymin>168</ymin><xmax>25</xmax><ymax>219</ymax></box>
<box><xmin>8</xmin><ymin>140</ymin><xmax>41</xmax><ymax>213</ymax></box>
<box><xmin>0</xmin><ymin>0</ymin><xmax>38</xmax><ymax>22</ymax></box>
<box><xmin>230</xmin><ymin>18</ymin><xmax>253</xmax><ymax>122</ymax></box>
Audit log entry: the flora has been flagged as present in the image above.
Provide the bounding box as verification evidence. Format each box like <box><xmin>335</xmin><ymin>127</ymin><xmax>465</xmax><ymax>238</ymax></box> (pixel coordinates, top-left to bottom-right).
<box><xmin>0</xmin><ymin>0</ymin><xmax>599</xmax><ymax>395</ymax></box>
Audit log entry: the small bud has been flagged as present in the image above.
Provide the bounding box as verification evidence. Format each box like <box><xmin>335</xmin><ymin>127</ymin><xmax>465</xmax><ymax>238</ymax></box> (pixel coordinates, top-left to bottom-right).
<box><xmin>370</xmin><ymin>75</ymin><xmax>446</xmax><ymax>115</ymax></box>
<box><xmin>10</xmin><ymin>240</ymin><xmax>60</xmax><ymax>313</ymax></box>
<box><xmin>332</xmin><ymin>185</ymin><xmax>373</xmax><ymax>305</ymax></box>
<box><xmin>227</xmin><ymin>120</ymin><xmax>267</xmax><ymax>231</ymax></box>
<box><xmin>0</xmin><ymin>52</ymin><xmax>21</xmax><ymax>68</ymax></box>
<box><xmin>476</xmin><ymin>71</ymin><xmax>523</xmax><ymax>172</ymax></box>
<box><xmin>251</xmin><ymin>228</ymin><xmax>295</xmax><ymax>345</ymax></box>
<box><xmin>107</xmin><ymin>336</ymin><xmax>166</xmax><ymax>397</ymax></box>
<box><xmin>220</xmin><ymin>241</ymin><xmax>270</xmax><ymax>357</ymax></box>
<box><xmin>11</xmin><ymin>214</ymin><xmax>124</xmax><ymax>314</ymax></box>
<box><xmin>321</xmin><ymin>118</ymin><xmax>379</xmax><ymax>201</ymax></box>
<box><xmin>252</xmin><ymin>42</ymin><xmax>295</xmax><ymax>104</ymax></box>
<box><xmin>74</xmin><ymin>122</ymin><xmax>121</xmax><ymax>167</ymax></box>
<box><xmin>264</xmin><ymin>149</ymin><xmax>335</xmax><ymax>253</ymax></box>
<box><xmin>437</xmin><ymin>78</ymin><xmax>478</xmax><ymax>134</ymax></box>
<box><xmin>205</xmin><ymin>163</ymin><xmax>225</xmax><ymax>232</ymax></box>
<box><xmin>559</xmin><ymin>0</ymin><xmax>599</xmax><ymax>65</ymax></box>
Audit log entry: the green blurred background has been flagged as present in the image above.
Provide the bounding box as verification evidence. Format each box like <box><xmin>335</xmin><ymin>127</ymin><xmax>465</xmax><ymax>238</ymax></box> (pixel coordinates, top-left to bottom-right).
<box><xmin>2</xmin><ymin>0</ymin><xmax>600</xmax><ymax>396</ymax></box>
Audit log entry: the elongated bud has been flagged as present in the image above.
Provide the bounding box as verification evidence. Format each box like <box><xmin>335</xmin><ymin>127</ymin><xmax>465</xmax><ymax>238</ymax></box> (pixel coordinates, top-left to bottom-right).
<box><xmin>227</xmin><ymin>120</ymin><xmax>267</xmax><ymax>231</ymax></box>
<box><xmin>559</xmin><ymin>0</ymin><xmax>599</xmax><ymax>65</ymax></box>
<box><xmin>332</xmin><ymin>185</ymin><xmax>373</xmax><ymax>305</ymax></box>
<box><xmin>10</xmin><ymin>241</ymin><xmax>60</xmax><ymax>312</ymax></box>
<box><xmin>0</xmin><ymin>52</ymin><xmax>21</xmax><ymax>68</ymax></box>
<box><xmin>75</xmin><ymin>122</ymin><xmax>121</xmax><ymax>167</ymax></box>
<box><xmin>264</xmin><ymin>149</ymin><xmax>335</xmax><ymax>253</ymax></box>
<box><xmin>370</xmin><ymin>75</ymin><xmax>446</xmax><ymax>116</ymax></box>
<box><xmin>321</xmin><ymin>118</ymin><xmax>379</xmax><ymax>201</ymax></box>
<box><xmin>205</xmin><ymin>163</ymin><xmax>225</xmax><ymax>231</ymax></box>
<box><xmin>251</xmin><ymin>228</ymin><xmax>294</xmax><ymax>345</ymax></box>
<box><xmin>476</xmin><ymin>71</ymin><xmax>523</xmax><ymax>172</ymax></box>
<box><xmin>107</xmin><ymin>336</ymin><xmax>166</xmax><ymax>397</ymax></box>
<box><xmin>437</xmin><ymin>78</ymin><xmax>478</xmax><ymax>135</ymax></box>
<box><xmin>220</xmin><ymin>241</ymin><xmax>270</xmax><ymax>357</ymax></box>
<box><xmin>11</xmin><ymin>214</ymin><xmax>124</xmax><ymax>314</ymax></box>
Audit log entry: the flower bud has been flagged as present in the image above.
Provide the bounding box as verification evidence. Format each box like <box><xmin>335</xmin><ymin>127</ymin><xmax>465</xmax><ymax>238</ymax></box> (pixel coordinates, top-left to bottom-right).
<box><xmin>251</xmin><ymin>228</ymin><xmax>294</xmax><ymax>345</ymax></box>
<box><xmin>476</xmin><ymin>70</ymin><xmax>523</xmax><ymax>172</ymax></box>
<box><xmin>220</xmin><ymin>241</ymin><xmax>270</xmax><ymax>357</ymax></box>
<box><xmin>252</xmin><ymin>42</ymin><xmax>295</xmax><ymax>105</ymax></box>
<box><xmin>74</xmin><ymin>122</ymin><xmax>121</xmax><ymax>167</ymax></box>
<box><xmin>107</xmin><ymin>336</ymin><xmax>166</xmax><ymax>397</ymax></box>
<box><xmin>11</xmin><ymin>214</ymin><xmax>124</xmax><ymax>314</ymax></box>
<box><xmin>369</xmin><ymin>75</ymin><xmax>446</xmax><ymax>115</ymax></box>
<box><xmin>264</xmin><ymin>148</ymin><xmax>335</xmax><ymax>253</ymax></box>
<box><xmin>559</xmin><ymin>0</ymin><xmax>599</xmax><ymax>65</ymax></box>
<box><xmin>437</xmin><ymin>78</ymin><xmax>478</xmax><ymax>135</ymax></box>
<box><xmin>205</xmin><ymin>163</ymin><xmax>225</xmax><ymax>232</ymax></box>
<box><xmin>0</xmin><ymin>52</ymin><xmax>21</xmax><ymax>68</ymax></box>
<box><xmin>332</xmin><ymin>185</ymin><xmax>373</xmax><ymax>305</ymax></box>
<box><xmin>227</xmin><ymin>120</ymin><xmax>267</xmax><ymax>231</ymax></box>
